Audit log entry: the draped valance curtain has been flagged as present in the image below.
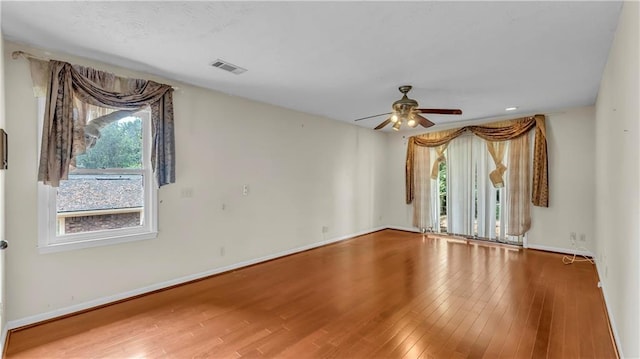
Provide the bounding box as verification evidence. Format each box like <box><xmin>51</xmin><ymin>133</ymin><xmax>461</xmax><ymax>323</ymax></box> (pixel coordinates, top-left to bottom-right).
<box><xmin>28</xmin><ymin>59</ymin><xmax>176</xmax><ymax>188</ymax></box>
<box><xmin>406</xmin><ymin>115</ymin><xmax>549</xmax><ymax>207</ymax></box>
<box><xmin>406</xmin><ymin>115</ymin><xmax>548</xmax><ymax>237</ymax></box>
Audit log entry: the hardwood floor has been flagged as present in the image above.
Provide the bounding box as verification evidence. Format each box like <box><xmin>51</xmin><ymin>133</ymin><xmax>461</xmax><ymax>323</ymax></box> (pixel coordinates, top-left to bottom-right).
<box><xmin>5</xmin><ymin>230</ymin><xmax>617</xmax><ymax>358</ymax></box>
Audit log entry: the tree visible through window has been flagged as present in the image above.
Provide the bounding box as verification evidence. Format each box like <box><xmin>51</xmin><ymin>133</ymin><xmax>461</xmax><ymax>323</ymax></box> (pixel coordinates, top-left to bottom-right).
<box><xmin>75</xmin><ymin>118</ymin><xmax>142</xmax><ymax>170</ymax></box>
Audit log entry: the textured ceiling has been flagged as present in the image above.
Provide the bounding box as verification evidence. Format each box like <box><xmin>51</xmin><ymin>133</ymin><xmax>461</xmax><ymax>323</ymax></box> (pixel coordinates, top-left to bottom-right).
<box><xmin>1</xmin><ymin>1</ymin><xmax>623</xmax><ymax>132</ymax></box>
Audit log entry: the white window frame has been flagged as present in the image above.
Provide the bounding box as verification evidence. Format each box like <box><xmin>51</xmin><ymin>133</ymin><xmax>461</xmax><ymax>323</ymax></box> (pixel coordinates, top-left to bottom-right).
<box><xmin>37</xmin><ymin>99</ymin><xmax>158</xmax><ymax>253</ymax></box>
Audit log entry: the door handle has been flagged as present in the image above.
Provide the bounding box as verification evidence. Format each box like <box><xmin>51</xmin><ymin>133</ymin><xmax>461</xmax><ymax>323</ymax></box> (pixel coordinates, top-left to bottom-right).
<box><xmin>0</xmin><ymin>240</ymin><xmax>7</xmax><ymax>250</ymax></box>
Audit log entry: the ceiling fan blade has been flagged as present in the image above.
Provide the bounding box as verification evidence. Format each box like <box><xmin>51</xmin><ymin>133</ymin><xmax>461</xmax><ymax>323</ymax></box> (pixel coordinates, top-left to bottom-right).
<box><xmin>415</xmin><ymin>114</ymin><xmax>435</xmax><ymax>128</ymax></box>
<box><xmin>417</xmin><ymin>108</ymin><xmax>463</xmax><ymax>115</ymax></box>
<box><xmin>374</xmin><ymin>118</ymin><xmax>392</xmax><ymax>130</ymax></box>
<box><xmin>354</xmin><ymin>112</ymin><xmax>392</xmax><ymax>122</ymax></box>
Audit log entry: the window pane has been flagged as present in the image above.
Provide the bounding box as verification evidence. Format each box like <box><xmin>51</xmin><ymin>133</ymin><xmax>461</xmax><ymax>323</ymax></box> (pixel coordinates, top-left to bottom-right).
<box><xmin>75</xmin><ymin>117</ymin><xmax>143</xmax><ymax>169</ymax></box>
<box><xmin>56</xmin><ymin>174</ymin><xmax>144</xmax><ymax>235</ymax></box>
<box><xmin>438</xmin><ymin>161</ymin><xmax>447</xmax><ymax>233</ymax></box>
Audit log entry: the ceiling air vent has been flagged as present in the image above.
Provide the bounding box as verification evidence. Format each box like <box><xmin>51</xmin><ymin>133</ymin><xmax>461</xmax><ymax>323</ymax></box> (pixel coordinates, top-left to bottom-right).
<box><xmin>210</xmin><ymin>59</ymin><xmax>247</xmax><ymax>75</ymax></box>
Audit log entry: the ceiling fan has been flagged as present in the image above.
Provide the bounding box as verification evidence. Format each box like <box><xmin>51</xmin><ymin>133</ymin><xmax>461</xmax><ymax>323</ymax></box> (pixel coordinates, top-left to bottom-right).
<box><xmin>355</xmin><ymin>85</ymin><xmax>462</xmax><ymax>131</ymax></box>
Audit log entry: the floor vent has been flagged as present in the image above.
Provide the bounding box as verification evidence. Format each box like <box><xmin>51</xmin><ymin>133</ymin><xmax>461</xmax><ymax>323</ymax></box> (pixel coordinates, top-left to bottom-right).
<box><xmin>211</xmin><ymin>59</ymin><xmax>247</xmax><ymax>75</ymax></box>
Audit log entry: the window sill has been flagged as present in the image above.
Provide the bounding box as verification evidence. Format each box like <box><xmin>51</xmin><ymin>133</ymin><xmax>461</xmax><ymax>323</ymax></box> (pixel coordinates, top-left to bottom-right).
<box><xmin>38</xmin><ymin>231</ymin><xmax>158</xmax><ymax>254</ymax></box>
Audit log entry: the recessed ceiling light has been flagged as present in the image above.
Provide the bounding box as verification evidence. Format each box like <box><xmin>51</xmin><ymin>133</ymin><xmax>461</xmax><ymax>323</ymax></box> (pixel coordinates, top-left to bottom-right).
<box><xmin>505</xmin><ymin>106</ymin><xmax>518</xmax><ymax>111</ymax></box>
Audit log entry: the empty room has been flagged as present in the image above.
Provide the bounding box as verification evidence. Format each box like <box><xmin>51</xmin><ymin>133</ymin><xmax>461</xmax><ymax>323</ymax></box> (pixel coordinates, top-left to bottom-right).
<box><xmin>0</xmin><ymin>1</ymin><xmax>638</xmax><ymax>358</ymax></box>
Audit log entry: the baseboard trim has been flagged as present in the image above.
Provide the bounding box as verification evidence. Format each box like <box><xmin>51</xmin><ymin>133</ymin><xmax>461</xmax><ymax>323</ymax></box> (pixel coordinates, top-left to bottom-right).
<box><xmin>595</xmin><ymin>262</ymin><xmax>624</xmax><ymax>358</ymax></box>
<box><xmin>526</xmin><ymin>243</ymin><xmax>593</xmax><ymax>257</ymax></box>
<box><xmin>386</xmin><ymin>225</ymin><xmax>422</xmax><ymax>233</ymax></box>
<box><xmin>1</xmin><ymin>326</ymin><xmax>8</xmax><ymax>358</ymax></box>
<box><xmin>5</xmin><ymin>226</ymin><xmax>386</xmax><ymax>332</ymax></box>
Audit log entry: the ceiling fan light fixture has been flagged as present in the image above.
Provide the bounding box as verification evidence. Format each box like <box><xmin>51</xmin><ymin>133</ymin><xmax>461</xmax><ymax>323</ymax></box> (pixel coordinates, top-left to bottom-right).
<box><xmin>355</xmin><ymin>85</ymin><xmax>463</xmax><ymax>130</ymax></box>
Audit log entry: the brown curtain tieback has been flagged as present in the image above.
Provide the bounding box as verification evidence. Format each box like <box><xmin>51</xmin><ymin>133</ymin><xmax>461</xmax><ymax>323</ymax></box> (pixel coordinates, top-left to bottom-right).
<box><xmin>430</xmin><ymin>154</ymin><xmax>446</xmax><ymax>179</ymax></box>
<box><xmin>489</xmin><ymin>163</ymin><xmax>507</xmax><ymax>188</ymax></box>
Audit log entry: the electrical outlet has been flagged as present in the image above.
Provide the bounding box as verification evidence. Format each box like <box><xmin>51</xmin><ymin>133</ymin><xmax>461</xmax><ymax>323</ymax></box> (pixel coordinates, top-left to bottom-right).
<box><xmin>180</xmin><ymin>187</ymin><xmax>194</xmax><ymax>198</ymax></box>
<box><xmin>579</xmin><ymin>233</ymin><xmax>586</xmax><ymax>242</ymax></box>
<box><xmin>220</xmin><ymin>246</ymin><xmax>225</xmax><ymax>256</ymax></box>
<box><xmin>242</xmin><ymin>184</ymin><xmax>249</xmax><ymax>196</ymax></box>
<box><xmin>570</xmin><ymin>232</ymin><xmax>577</xmax><ymax>246</ymax></box>
<box><xmin>322</xmin><ymin>226</ymin><xmax>329</xmax><ymax>233</ymax></box>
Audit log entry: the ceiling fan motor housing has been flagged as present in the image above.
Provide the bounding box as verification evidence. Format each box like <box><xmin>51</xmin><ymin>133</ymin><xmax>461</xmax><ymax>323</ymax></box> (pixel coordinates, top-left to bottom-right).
<box><xmin>393</xmin><ymin>85</ymin><xmax>419</xmax><ymax>110</ymax></box>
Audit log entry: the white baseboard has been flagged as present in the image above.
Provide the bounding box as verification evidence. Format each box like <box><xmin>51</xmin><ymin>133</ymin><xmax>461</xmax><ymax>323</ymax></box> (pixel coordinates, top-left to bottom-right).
<box><xmin>5</xmin><ymin>226</ymin><xmax>386</xmax><ymax>331</ymax></box>
<box><xmin>0</xmin><ymin>326</ymin><xmax>7</xmax><ymax>358</ymax></box>
<box><xmin>386</xmin><ymin>225</ymin><xmax>422</xmax><ymax>233</ymax></box>
<box><xmin>526</xmin><ymin>243</ymin><xmax>593</xmax><ymax>257</ymax></box>
<box><xmin>595</xmin><ymin>262</ymin><xmax>624</xmax><ymax>358</ymax></box>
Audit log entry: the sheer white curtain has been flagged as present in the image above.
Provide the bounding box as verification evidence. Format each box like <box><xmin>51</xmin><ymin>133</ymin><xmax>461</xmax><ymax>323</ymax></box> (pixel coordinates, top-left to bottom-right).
<box><xmin>498</xmin><ymin>145</ymin><xmax>509</xmax><ymax>240</ymax></box>
<box><xmin>445</xmin><ymin>135</ymin><xmax>511</xmax><ymax>240</ymax></box>
<box><xmin>475</xmin><ymin>138</ymin><xmax>512</xmax><ymax>239</ymax></box>
<box><xmin>446</xmin><ymin>135</ymin><xmax>473</xmax><ymax>235</ymax></box>
<box><xmin>473</xmin><ymin>137</ymin><xmax>491</xmax><ymax>238</ymax></box>
<box><xmin>412</xmin><ymin>146</ymin><xmax>439</xmax><ymax>231</ymax></box>
<box><xmin>506</xmin><ymin>133</ymin><xmax>531</xmax><ymax>237</ymax></box>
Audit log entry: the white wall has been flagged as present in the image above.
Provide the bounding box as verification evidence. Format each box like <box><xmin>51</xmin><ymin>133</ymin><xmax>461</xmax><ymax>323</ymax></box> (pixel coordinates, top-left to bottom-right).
<box><xmin>3</xmin><ymin>41</ymin><xmax>387</xmax><ymax>322</ymax></box>
<box><xmin>384</xmin><ymin>132</ymin><xmax>415</xmax><ymax>231</ymax></box>
<box><xmin>528</xmin><ymin>107</ymin><xmax>595</xmax><ymax>251</ymax></box>
<box><xmin>385</xmin><ymin>107</ymin><xmax>597</xmax><ymax>254</ymax></box>
<box><xmin>594</xmin><ymin>2</ymin><xmax>639</xmax><ymax>357</ymax></box>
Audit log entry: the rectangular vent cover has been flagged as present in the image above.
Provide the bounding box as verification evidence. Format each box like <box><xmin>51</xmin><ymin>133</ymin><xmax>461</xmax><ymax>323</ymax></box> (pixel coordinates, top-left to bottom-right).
<box><xmin>211</xmin><ymin>59</ymin><xmax>247</xmax><ymax>75</ymax></box>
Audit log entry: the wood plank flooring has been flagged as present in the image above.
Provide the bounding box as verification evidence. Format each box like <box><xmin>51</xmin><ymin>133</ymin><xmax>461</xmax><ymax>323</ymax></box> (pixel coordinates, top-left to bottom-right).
<box><xmin>5</xmin><ymin>230</ymin><xmax>617</xmax><ymax>358</ymax></box>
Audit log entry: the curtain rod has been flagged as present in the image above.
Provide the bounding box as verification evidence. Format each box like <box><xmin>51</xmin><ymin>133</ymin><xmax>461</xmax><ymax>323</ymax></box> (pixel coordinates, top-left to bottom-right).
<box><xmin>11</xmin><ymin>50</ymin><xmax>47</xmax><ymax>61</ymax></box>
<box><xmin>11</xmin><ymin>50</ymin><xmax>180</xmax><ymax>91</ymax></box>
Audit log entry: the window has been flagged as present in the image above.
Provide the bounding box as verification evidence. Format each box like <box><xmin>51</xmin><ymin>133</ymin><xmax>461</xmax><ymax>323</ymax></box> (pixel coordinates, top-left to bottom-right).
<box><xmin>409</xmin><ymin>116</ymin><xmax>546</xmax><ymax>245</ymax></box>
<box><xmin>438</xmin><ymin>161</ymin><xmax>447</xmax><ymax>232</ymax></box>
<box><xmin>38</xmin><ymin>100</ymin><xmax>157</xmax><ymax>253</ymax></box>
<box><xmin>438</xmin><ymin>135</ymin><xmax>511</xmax><ymax>242</ymax></box>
